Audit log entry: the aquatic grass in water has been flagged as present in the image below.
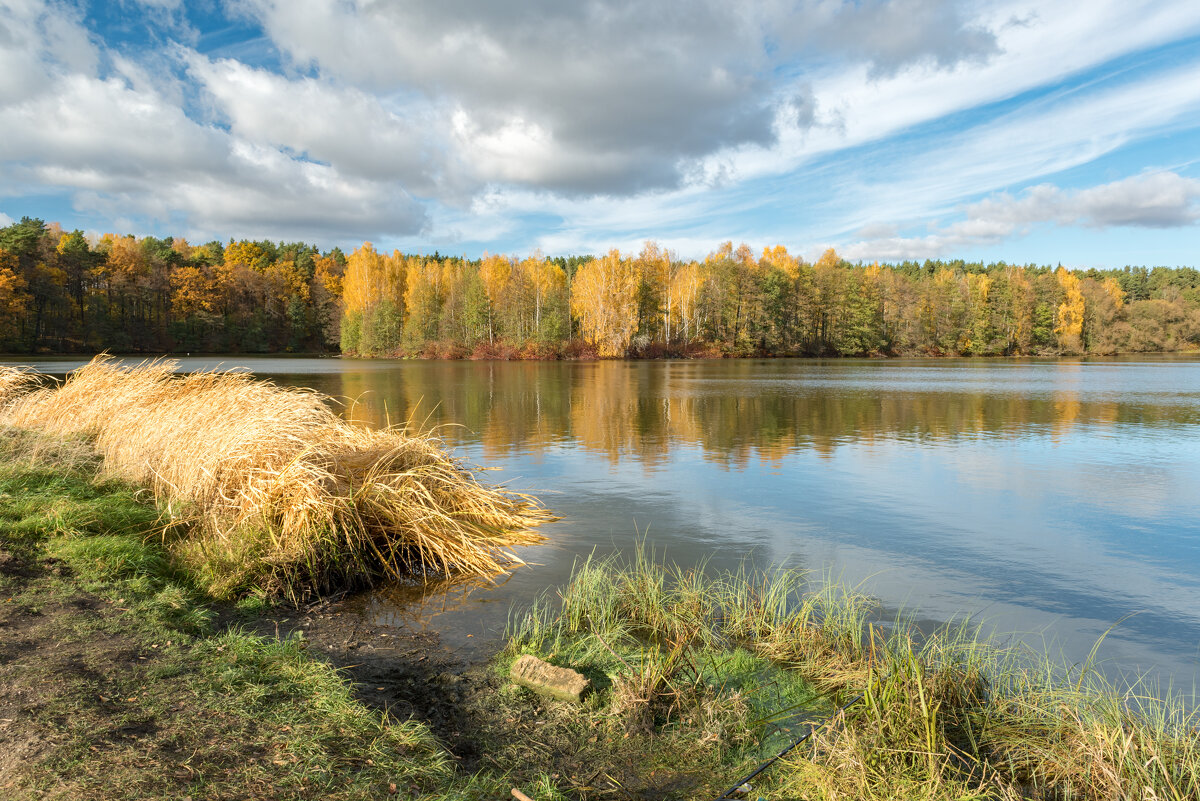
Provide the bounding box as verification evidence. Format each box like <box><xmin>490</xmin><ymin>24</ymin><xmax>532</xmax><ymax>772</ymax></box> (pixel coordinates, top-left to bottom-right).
<box><xmin>508</xmin><ymin>549</ymin><xmax>1200</xmax><ymax>800</ymax></box>
<box><xmin>0</xmin><ymin>357</ymin><xmax>552</xmax><ymax>599</ymax></box>
<box><xmin>507</xmin><ymin>549</ymin><xmax>844</xmax><ymax>765</ymax></box>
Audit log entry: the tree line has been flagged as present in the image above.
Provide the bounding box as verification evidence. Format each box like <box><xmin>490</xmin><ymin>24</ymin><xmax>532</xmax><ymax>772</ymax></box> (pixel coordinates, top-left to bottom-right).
<box><xmin>0</xmin><ymin>217</ymin><xmax>342</xmax><ymax>353</ymax></box>
<box><xmin>340</xmin><ymin>240</ymin><xmax>1200</xmax><ymax>358</ymax></box>
<box><xmin>2</xmin><ymin>215</ymin><xmax>1198</xmax><ymax>357</ymax></box>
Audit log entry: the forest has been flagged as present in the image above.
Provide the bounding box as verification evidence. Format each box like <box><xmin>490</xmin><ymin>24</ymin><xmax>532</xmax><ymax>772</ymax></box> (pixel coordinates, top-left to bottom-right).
<box><xmin>2</xmin><ymin>215</ymin><xmax>1198</xmax><ymax>358</ymax></box>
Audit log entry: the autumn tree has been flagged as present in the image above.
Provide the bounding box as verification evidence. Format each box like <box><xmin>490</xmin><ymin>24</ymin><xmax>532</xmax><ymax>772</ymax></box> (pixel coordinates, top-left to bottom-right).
<box><xmin>341</xmin><ymin>243</ymin><xmax>405</xmax><ymax>355</ymax></box>
<box><xmin>670</xmin><ymin>258</ymin><xmax>703</xmax><ymax>347</ymax></box>
<box><xmin>1054</xmin><ymin>267</ymin><xmax>1085</xmax><ymax>353</ymax></box>
<box><xmin>403</xmin><ymin>256</ymin><xmax>443</xmax><ymax>351</ymax></box>
<box><xmin>757</xmin><ymin>245</ymin><xmax>800</xmax><ymax>351</ymax></box>
<box><xmin>309</xmin><ymin>253</ymin><xmax>345</xmax><ymax>348</ymax></box>
<box><xmin>571</xmin><ymin>250</ymin><xmax>639</xmax><ymax>357</ymax></box>
<box><xmin>1080</xmin><ymin>275</ymin><xmax>1125</xmax><ymax>354</ymax></box>
<box><xmin>808</xmin><ymin>248</ymin><xmax>846</xmax><ymax>353</ymax></box>
<box><xmin>522</xmin><ymin>252</ymin><xmax>567</xmax><ymax>344</ymax></box>
<box><xmin>0</xmin><ymin>249</ymin><xmax>27</xmax><ymax>346</ymax></box>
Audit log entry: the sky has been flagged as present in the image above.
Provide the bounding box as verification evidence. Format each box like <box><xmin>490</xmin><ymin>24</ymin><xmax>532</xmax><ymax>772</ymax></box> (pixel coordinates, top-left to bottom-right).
<box><xmin>1</xmin><ymin>0</ymin><xmax>1199</xmax><ymax>266</ymax></box>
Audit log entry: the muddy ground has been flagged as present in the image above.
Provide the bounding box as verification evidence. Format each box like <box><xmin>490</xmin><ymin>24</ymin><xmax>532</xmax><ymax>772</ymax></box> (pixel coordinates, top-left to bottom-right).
<box><xmin>0</xmin><ymin>544</ymin><xmax>474</xmax><ymax>766</ymax></box>
<box><xmin>239</xmin><ymin>598</ymin><xmax>486</xmax><ymax>764</ymax></box>
<box><xmin>0</xmin><ymin>545</ymin><xmax>696</xmax><ymax>799</ymax></box>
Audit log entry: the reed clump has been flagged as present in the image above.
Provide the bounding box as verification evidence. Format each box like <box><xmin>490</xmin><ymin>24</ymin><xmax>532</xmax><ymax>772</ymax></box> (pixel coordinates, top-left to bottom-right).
<box><xmin>0</xmin><ymin>357</ymin><xmax>551</xmax><ymax>599</ymax></box>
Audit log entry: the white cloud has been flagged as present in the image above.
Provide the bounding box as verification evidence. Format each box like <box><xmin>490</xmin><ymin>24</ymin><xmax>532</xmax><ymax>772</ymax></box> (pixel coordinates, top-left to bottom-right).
<box><xmin>0</xmin><ymin>13</ymin><xmax>428</xmax><ymax>242</ymax></box>
<box><xmin>185</xmin><ymin>54</ymin><xmax>457</xmax><ymax>197</ymax></box>
<box><xmin>843</xmin><ymin>172</ymin><xmax>1200</xmax><ymax>261</ymax></box>
<box><xmin>948</xmin><ymin>172</ymin><xmax>1200</xmax><ymax>235</ymax></box>
<box><xmin>229</xmin><ymin>0</ymin><xmax>1008</xmax><ymax>196</ymax></box>
<box><xmin>0</xmin><ymin>211</ymin><xmax>13</xmax><ymax>227</ymax></box>
<box><xmin>714</xmin><ymin>1</ymin><xmax>1200</xmax><ymax>189</ymax></box>
<box><xmin>0</xmin><ymin>0</ymin><xmax>97</xmax><ymax>104</ymax></box>
<box><xmin>778</xmin><ymin>0</ymin><xmax>1000</xmax><ymax>77</ymax></box>
<box><xmin>3</xmin><ymin>0</ymin><xmax>1200</xmax><ymax>257</ymax></box>
<box><xmin>395</xmin><ymin>0</ymin><xmax>1200</xmax><ymax>254</ymax></box>
<box><xmin>1071</xmin><ymin>172</ymin><xmax>1200</xmax><ymax>228</ymax></box>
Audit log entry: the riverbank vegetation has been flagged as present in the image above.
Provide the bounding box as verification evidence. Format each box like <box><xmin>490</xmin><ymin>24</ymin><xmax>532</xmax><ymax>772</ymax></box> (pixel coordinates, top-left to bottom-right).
<box><xmin>0</xmin><ymin>429</ymin><xmax>809</xmax><ymax>800</ymax></box>
<box><xmin>0</xmin><ymin>430</ymin><xmax>465</xmax><ymax>799</ymax></box>
<box><xmin>508</xmin><ymin>549</ymin><xmax>1200</xmax><ymax>800</ymax></box>
<box><xmin>3</xmin><ymin>215</ymin><xmax>1199</xmax><ymax>358</ymax></box>
<box><xmin>1</xmin><ymin>430</ymin><xmax>1196</xmax><ymax>798</ymax></box>
<box><xmin>0</xmin><ymin>358</ymin><xmax>550</xmax><ymax>600</ymax></box>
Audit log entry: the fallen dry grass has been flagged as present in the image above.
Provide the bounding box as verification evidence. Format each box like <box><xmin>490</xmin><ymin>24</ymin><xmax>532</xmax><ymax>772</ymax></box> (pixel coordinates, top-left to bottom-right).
<box><xmin>0</xmin><ymin>356</ymin><xmax>551</xmax><ymax>599</ymax></box>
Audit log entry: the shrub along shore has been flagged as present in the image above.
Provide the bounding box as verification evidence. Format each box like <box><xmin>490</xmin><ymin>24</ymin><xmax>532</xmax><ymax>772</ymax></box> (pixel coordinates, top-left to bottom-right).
<box><xmin>0</xmin><ymin>363</ymin><xmax>1197</xmax><ymax>799</ymax></box>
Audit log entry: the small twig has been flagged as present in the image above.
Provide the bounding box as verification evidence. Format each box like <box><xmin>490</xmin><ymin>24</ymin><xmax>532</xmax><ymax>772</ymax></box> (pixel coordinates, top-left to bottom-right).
<box><xmin>511</xmin><ymin>788</ymin><xmax>534</xmax><ymax>801</ymax></box>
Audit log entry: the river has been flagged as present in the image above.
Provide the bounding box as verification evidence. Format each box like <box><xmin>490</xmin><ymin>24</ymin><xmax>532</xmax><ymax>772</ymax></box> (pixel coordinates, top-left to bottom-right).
<box><xmin>11</xmin><ymin>354</ymin><xmax>1200</xmax><ymax>694</ymax></box>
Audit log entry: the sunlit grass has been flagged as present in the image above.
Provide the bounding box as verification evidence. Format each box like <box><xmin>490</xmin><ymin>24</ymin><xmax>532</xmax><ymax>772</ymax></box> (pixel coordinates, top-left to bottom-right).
<box><xmin>0</xmin><ymin>357</ymin><xmax>552</xmax><ymax>599</ymax></box>
<box><xmin>0</xmin><ymin>424</ymin><xmax>561</xmax><ymax>801</ymax></box>
<box><xmin>508</xmin><ymin>547</ymin><xmax>1200</xmax><ymax>800</ymax></box>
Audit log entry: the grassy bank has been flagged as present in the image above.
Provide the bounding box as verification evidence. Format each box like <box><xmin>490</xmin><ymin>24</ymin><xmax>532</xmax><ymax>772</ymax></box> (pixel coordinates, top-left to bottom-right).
<box><xmin>0</xmin><ymin>427</ymin><xmax>825</xmax><ymax>800</ymax></box>
<box><xmin>0</xmin><ymin>428</ymin><xmax>467</xmax><ymax>799</ymax></box>
<box><xmin>3</xmin><ymin>424</ymin><xmax>1198</xmax><ymax>799</ymax></box>
<box><xmin>0</xmin><ymin>358</ymin><xmax>551</xmax><ymax>601</ymax></box>
<box><xmin>506</xmin><ymin>549</ymin><xmax>1200</xmax><ymax>800</ymax></box>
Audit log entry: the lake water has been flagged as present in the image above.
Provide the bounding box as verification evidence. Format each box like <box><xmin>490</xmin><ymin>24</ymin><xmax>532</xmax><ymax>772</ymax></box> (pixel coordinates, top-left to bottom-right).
<box><xmin>12</xmin><ymin>355</ymin><xmax>1200</xmax><ymax>694</ymax></box>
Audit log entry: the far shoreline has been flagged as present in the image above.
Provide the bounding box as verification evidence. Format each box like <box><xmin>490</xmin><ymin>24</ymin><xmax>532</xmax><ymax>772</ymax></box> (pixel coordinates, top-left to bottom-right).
<box><xmin>3</xmin><ymin>348</ymin><xmax>1200</xmax><ymax>364</ymax></box>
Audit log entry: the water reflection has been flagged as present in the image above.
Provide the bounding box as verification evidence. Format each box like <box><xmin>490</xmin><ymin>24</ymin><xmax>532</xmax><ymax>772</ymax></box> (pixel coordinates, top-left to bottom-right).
<box><xmin>9</xmin><ymin>355</ymin><xmax>1200</xmax><ymax>690</ymax></box>
<box><xmin>330</xmin><ymin>360</ymin><xmax>1198</xmax><ymax>465</ymax></box>
<box><xmin>324</xmin><ymin>359</ymin><xmax>1200</xmax><ymax>690</ymax></box>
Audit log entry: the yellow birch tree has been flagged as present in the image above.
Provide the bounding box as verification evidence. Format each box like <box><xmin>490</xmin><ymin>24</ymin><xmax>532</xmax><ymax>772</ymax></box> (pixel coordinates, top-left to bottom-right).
<box><xmin>571</xmin><ymin>249</ymin><xmax>639</xmax><ymax>356</ymax></box>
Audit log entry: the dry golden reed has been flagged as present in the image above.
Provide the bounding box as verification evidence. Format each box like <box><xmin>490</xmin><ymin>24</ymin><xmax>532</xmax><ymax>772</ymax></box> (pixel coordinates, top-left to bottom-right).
<box><xmin>0</xmin><ymin>356</ymin><xmax>551</xmax><ymax>598</ymax></box>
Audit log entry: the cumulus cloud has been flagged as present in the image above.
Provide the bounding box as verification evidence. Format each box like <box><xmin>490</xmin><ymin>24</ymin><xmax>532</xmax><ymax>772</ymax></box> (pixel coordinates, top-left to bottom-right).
<box><xmin>1055</xmin><ymin>172</ymin><xmax>1200</xmax><ymax>228</ymax></box>
<box><xmin>844</xmin><ymin>172</ymin><xmax>1200</xmax><ymax>260</ymax></box>
<box><xmin>229</xmin><ymin>0</ymin><xmax>777</xmax><ymax>194</ymax></box>
<box><xmin>185</xmin><ymin>55</ymin><xmax>457</xmax><ymax>197</ymax></box>
<box><xmin>231</xmin><ymin>0</ymin><xmax>1002</xmax><ymax>195</ymax></box>
<box><xmin>0</xmin><ymin>0</ymin><xmax>98</xmax><ymax>104</ymax></box>
<box><xmin>955</xmin><ymin>172</ymin><xmax>1200</xmax><ymax>233</ymax></box>
<box><xmin>777</xmin><ymin>0</ymin><xmax>1000</xmax><ymax>78</ymax></box>
<box><xmin>3</xmin><ymin>0</ymin><xmax>1200</xmax><ymax>256</ymax></box>
<box><xmin>0</xmin><ymin>7</ymin><xmax>428</xmax><ymax>242</ymax></box>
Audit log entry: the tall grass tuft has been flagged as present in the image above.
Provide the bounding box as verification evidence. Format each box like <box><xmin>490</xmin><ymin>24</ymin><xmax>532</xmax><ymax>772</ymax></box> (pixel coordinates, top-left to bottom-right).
<box><xmin>0</xmin><ymin>363</ymin><xmax>42</xmax><ymax>408</ymax></box>
<box><xmin>509</xmin><ymin>550</ymin><xmax>1200</xmax><ymax>800</ymax></box>
<box><xmin>0</xmin><ymin>357</ymin><xmax>552</xmax><ymax>599</ymax></box>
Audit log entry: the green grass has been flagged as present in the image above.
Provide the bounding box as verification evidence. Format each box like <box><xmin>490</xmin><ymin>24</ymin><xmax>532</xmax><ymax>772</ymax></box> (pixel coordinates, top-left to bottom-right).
<box><xmin>0</xmin><ymin>431</ymin><xmax>158</xmax><ymax>547</ymax></box>
<box><xmin>0</xmin><ymin>427</ymin><xmax>520</xmax><ymax>800</ymax></box>
<box><xmin>503</xmin><ymin>550</ymin><xmax>845</xmax><ymax>795</ymax></box>
<box><xmin>505</xmin><ymin>547</ymin><xmax>1200</xmax><ymax>801</ymax></box>
<box><xmin>4</xmin><ymin>426</ymin><xmax>1198</xmax><ymax>800</ymax></box>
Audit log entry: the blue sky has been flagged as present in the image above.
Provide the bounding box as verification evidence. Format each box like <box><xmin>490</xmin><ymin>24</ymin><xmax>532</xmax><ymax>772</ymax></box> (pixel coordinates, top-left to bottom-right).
<box><xmin>1</xmin><ymin>0</ymin><xmax>1199</xmax><ymax>266</ymax></box>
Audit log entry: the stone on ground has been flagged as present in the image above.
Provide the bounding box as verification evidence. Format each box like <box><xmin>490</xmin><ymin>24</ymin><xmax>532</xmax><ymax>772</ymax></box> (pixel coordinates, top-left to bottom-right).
<box><xmin>509</xmin><ymin>655</ymin><xmax>590</xmax><ymax>702</ymax></box>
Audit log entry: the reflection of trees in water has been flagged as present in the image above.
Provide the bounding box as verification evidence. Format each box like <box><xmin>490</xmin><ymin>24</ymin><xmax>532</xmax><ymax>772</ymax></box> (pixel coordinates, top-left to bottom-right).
<box><xmin>334</xmin><ymin>363</ymin><xmax>1193</xmax><ymax>466</ymax></box>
